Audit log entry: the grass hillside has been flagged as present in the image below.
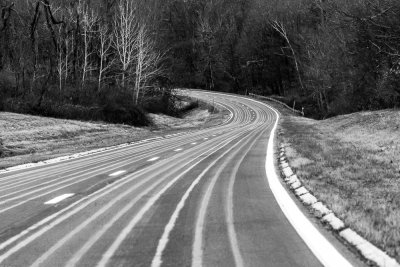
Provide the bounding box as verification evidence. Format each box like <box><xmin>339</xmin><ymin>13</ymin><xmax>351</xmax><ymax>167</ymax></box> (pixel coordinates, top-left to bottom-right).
<box><xmin>0</xmin><ymin>102</ymin><xmax>227</xmax><ymax>169</ymax></box>
<box><xmin>279</xmin><ymin>109</ymin><xmax>400</xmax><ymax>261</ymax></box>
<box><xmin>0</xmin><ymin>112</ymin><xmax>151</xmax><ymax>169</ymax></box>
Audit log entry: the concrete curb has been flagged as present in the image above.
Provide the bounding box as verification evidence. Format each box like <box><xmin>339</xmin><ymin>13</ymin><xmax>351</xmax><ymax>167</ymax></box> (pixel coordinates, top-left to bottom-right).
<box><xmin>278</xmin><ymin>144</ymin><xmax>400</xmax><ymax>267</ymax></box>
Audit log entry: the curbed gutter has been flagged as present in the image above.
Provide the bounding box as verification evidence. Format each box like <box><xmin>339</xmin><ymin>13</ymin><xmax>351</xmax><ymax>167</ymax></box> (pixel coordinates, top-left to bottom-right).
<box><xmin>277</xmin><ymin>143</ymin><xmax>400</xmax><ymax>267</ymax></box>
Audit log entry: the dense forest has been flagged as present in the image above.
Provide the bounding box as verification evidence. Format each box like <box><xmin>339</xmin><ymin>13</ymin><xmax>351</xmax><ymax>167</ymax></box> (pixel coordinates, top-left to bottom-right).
<box><xmin>1</xmin><ymin>0</ymin><xmax>400</xmax><ymax>122</ymax></box>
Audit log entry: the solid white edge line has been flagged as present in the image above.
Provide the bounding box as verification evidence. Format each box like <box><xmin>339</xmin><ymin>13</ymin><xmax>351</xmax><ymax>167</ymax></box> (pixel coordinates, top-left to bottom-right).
<box><xmin>195</xmin><ymin>90</ymin><xmax>354</xmax><ymax>266</ymax></box>
<box><xmin>178</xmin><ymin>91</ymin><xmax>394</xmax><ymax>267</ymax></box>
<box><xmin>265</xmin><ymin>106</ymin><xmax>353</xmax><ymax>267</ymax></box>
<box><xmin>44</xmin><ymin>194</ymin><xmax>74</xmax><ymax>205</ymax></box>
<box><xmin>190</xmin><ymin>89</ymin><xmax>355</xmax><ymax>265</ymax></box>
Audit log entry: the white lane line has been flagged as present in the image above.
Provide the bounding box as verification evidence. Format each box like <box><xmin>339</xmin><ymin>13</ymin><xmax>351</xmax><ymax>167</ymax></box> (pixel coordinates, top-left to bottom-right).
<box><xmin>0</xmin><ymin>136</ymin><xmax>164</xmax><ymax>175</ymax></box>
<box><xmin>0</xmin><ymin>151</ymin><xmax>160</xmax><ymax>213</ymax></box>
<box><xmin>0</xmin><ymin>137</ymin><xmax>176</xmax><ymax>197</ymax></box>
<box><xmin>44</xmin><ymin>194</ymin><xmax>74</xmax><ymax>205</ymax></box>
<box><xmin>151</xmin><ymin>130</ymin><xmax>256</xmax><ymax>267</ymax></box>
<box><xmin>0</xmin><ymin>128</ymin><xmax>238</xmax><ymax>264</ymax></box>
<box><xmin>0</xmin><ymin>136</ymin><xmax>165</xmax><ymax>185</ymax></box>
<box><xmin>264</xmin><ymin>106</ymin><xmax>352</xmax><ymax>267</ymax></box>
<box><xmin>64</xmin><ymin>151</ymin><xmax>219</xmax><ymax>267</ymax></box>
<box><xmin>148</xmin><ymin>157</ymin><xmax>160</xmax><ymax>162</ymax></box>
<box><xmin>203</xmin><ymin>138</ymin><xmax>208</xmax><ymax>140</ymax></box>
<box><xmin>191</xmin><ymin>130</ymin><xmax>261</xmax><ymax>267</ymax></box>
<box><xmin>195</xmin><ymin>90</ymin><xmax>352</xmax><ymax>265</ymax></box>
<box><xmin>192</xmin><ymin>161</ymin><xmax>230</xmax><ymax>267</ymax></box>
<box><xmin>97</xmin><ymin>137</ymin><xmax>242</xmax><ymax>267</ymax></box>
<box><xmin>31</xmin><ymin>175</ymin><xmax>170</xmax><ymax>267</ymax></box>
<box><xmin>151</xmin><ymin>165</ymin><xmax>212</xmax><ymax>267</ymax></box>
<box><xmin>4</xmin><ymin>155</ymin><xmax>178</xmax><ymax>266</ymax></box>
<box><xmin>174</xmin><ymin>148</ymin><xmax>183</xmax><ymax>152</ymax></box>
<box><xmin>191</xmin><ymin>142</ymin><xmax>197</xmax><ymax>145</ymax></box>
<box><xmin>30</xmin><ymin>141</ymin><xmax>228</xmax><ymax>267</ymax></box>
<box><xmin>109</xmin><ymin>170</ymin><xmax>126</xmax><ymax>177</ymax></box>
<box><xmin>225</xmin><ymin>141</ymin><xmax>261</xmax><ymax>267</ymax></box>
<box><xmin>0</xmin><ymin>143</ymin><xmax>169</xmax><ymax>204</ymax></box>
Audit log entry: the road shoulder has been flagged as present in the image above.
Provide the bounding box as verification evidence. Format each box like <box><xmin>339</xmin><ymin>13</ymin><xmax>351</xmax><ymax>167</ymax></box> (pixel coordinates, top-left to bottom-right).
<box><xmin>266</xmin><ymin>103</ymin><xmax>400</xmax><ymax>266</ymax></box>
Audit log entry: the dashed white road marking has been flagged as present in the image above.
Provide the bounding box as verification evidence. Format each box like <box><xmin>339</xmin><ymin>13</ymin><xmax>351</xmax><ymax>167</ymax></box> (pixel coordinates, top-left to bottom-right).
<box><xmin>44</xmin><ymin>194</ymin><xmax>74</xmax><ymax>205</ymax></box>
<box><xmin>225</xmin><ymin>142</ymin><xmax>262</xmax><ymax>267</ymax></box>
<box><xmin>151</xmin><ymin>164</ymin><xmax>212</xmax><ymax>267</ymax></box>
<box><xmin>0</xmin><ymin>136</ymin><xmax>164</xmax><ymax>175</ymax></box>
<box><xmin>97</xmin><ymin>139</ymin><xmax>238</xmax><ymax>267</ymax></box>
<box><xmin>174</xmin><ymin>148</ymin><xmax>183</xmax><ymax>152</ymax></box>
<box><xmin>150</xmin><ymin>129</ymin><xmax>256</xmax><ymax>267</ymax></box>
<box><xmin>0</xmin><ymin>111</ymin><xmax>230</xmax><ymax>265</ymax></box>
<box><xmin>192</xmin><ymin>166</ymin><xmax>224</xmax><ymax>267</ymax></box>
<box><xmin>147</xmin><ymin>157</ymin><xmax>160</xmax><ymax>162</ymax></box>
<box><xmin>191</xmin><ymin>142</ymin><xmax>197</xmax><ymax>145</ymax></box>
<box><xmin>203</xmin><ymin>138</ymin><xmax>208</xmax><ymax>140</ymax></box>
<box><xmin>191</xmin><ymin>128</ymin><xmax>262</xmax><ymax>267</ymax></box>
<box><xmin>109</xmin><ymin>170</ymin><xmax>126</xmax><ymax>177</ymax></box>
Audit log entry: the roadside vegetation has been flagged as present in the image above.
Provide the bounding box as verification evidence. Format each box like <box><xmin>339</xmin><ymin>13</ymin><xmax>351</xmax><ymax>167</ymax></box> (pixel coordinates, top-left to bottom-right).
<box><xmin>0</xmin><ymin>97</ymin><xmax>226</xmax><ymax>169</ymax></box>
<box><xmin>278</xmin><ymin>108</ymin><xmax>400</xmax><ymax>262</ymax></box>
<box><xmin>150</xmin><ymin>96</ymin><xmax>228</xmax><ymax>130</ymax></box>
<box><xmin>0</xmin><ymin>0</ymin><xmax>171</xmax><ymax>126</ymax></box>
<box><xmin>0</xmin><ymin>0</ymin><xmax>398</xmax><ymax>261</ymax></box>
<box><xmin>0</xmin><ymin>112</ymin><xmax>150</xmax><ymax>169</ymax></box>
<box><xmin>1</xmin><ymin>0</ymin><xmax>399</xmax><ymax>121</ymax></box>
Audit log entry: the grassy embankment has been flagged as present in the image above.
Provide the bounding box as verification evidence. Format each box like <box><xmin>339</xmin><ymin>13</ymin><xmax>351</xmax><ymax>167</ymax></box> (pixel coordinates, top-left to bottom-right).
<box><xmin>0</xmin><ymin>98</ymin><xmax>228</xmax><ymax>169</ymax></box>
<box><xmin>276</xmin><ymin>106</ymin><xmax>400</xmax><ymax>262</ymax></box>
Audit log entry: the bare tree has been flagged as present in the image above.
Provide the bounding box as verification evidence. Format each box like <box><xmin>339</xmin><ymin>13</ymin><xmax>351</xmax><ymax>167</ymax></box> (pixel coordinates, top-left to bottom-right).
<box><xmin>270</xmin><ymin>20</ymin><xmax>305</xmax><ymax>92</ymax></box>
<box><xmin>134</xmin><ymin>25</ymin><xmax>164</xmax><ymax>104</ymax></box>
<box><xmin>196</xmin><ymin>3</ymin><xmax>224</xmax><ymax>92</ymax></box>
<box><xmin>113</xmin><ymin>0</ymin><xmax>138</xmax><ymax>89</ymax></box>
<box><xmin>197</xmin><ymin>16</ymin><xmax>216</xmax><ymax>90</ymax></box>
<box><xmin>53</xmin><ymin>6</ymin><xmax>74</xmax><ymax>93</ymax></box>
<box><xmin>56</xmin><ymin>25</ymin><xmax>65</xmax><ymax>92</ymax></box>
<box><xmin>63</xmin><ymin>31</ymin><xmax>73</xmax><ymax>85</ymax></box>
<box><xmin>79</xmin><ymin>3</ymin><xmax>97</xmax><ymax>90</ymax></box>
<box><xmin>97</xmin><ymin>22</ymin><xmax>114</xmax><ymax>92</ymax></box>
<box><xmin>28</xmin><ymin>1</ymin><xmax>41</xmax><ymax>93</ymax></box>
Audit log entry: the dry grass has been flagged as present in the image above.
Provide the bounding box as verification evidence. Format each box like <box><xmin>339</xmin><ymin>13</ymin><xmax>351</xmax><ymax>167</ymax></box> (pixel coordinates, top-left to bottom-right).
<box><xmin>0</xmin><ymin>112</ymin><xmax>151</xmax><ymax>169</ymax></box>
<box><xmin>0</xmin><ymin>107</ymin><xmax>227</xmax><ymax>169</ymax></box>
<box><xmin>279</xmin><ymin>109</ymin><xmax>400</xmax><ymax>261</ymax></box>
<box><xmin>149</xmin><ymin>108</ymin><xmax>229</xmax><ymax>130</ymax></box>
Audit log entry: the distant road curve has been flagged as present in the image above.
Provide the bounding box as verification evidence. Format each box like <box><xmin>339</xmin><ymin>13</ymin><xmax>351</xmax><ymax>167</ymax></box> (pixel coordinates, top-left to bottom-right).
<box><xmin>0</xmin><ymin>90</ymin><xmax>356</xmax><ymax>267</ymax></box>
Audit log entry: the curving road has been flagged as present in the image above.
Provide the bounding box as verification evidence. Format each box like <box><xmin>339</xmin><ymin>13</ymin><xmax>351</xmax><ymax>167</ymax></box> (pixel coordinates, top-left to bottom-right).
<box><xmin>0</xmin><ymin>90</ymin><xmax>350</xmax><ymax>266</ymax></box>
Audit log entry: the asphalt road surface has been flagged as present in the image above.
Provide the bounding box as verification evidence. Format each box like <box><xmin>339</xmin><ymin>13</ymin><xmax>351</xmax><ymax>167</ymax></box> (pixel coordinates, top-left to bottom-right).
<box><xmin>0</xmin><ymin>90</ymin><xmax>356</xmax><ymax>267</ymax></box>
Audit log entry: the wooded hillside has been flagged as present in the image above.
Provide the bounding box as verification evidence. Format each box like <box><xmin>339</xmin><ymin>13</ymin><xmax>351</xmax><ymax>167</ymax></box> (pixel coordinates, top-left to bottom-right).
<box><xmin>1</xmin><ymin>0</ymin><xmax>399</xmax><ymax>119</ymax></box>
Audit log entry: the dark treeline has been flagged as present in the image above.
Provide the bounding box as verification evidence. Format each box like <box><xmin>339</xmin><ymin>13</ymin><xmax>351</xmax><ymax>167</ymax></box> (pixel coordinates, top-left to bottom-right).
<box><xmin>0</xmin><ymin>0</ymin><xmax>170</xmax><ymax>125</ymax></box>
<box><xmin>1</xmin><ymin>0</ymin><xmax>400</xmax><ymax>120</ymax></box>
<box><xmin>161</xmin><ymin>0</ymin><xmax>400</xmax><ymax>117</ymax></box>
